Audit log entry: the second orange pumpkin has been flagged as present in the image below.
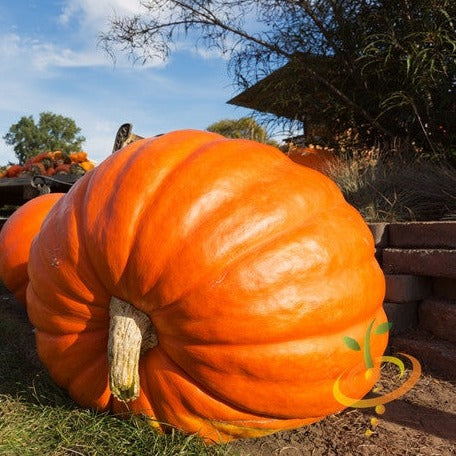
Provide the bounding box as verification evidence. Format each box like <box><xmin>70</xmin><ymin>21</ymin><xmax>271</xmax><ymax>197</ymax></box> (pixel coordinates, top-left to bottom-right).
<box><xmin>0</xmin><ymin>193</ymin><xmax>63</xmax><ymax>305</ymax></box>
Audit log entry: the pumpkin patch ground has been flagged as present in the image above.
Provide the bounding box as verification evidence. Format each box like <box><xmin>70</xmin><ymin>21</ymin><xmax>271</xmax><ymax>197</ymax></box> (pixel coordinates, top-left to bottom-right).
<box><xmin>1</xmin><ymin>287</ymin><xmax>455</xmax><ymax>455</ymax></box>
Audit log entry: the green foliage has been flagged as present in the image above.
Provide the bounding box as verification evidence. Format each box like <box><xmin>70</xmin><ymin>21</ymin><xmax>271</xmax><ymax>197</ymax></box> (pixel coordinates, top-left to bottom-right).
<box><xmin>207</xmin><ymin>117</ymin><xmax>278</xmax><ymax>146</ymax></box>
<box><xmin>101</xmin><ymin>0</ymin><xmax>455</xmax><ymax>160</ymax></box>
<box><xmin>357</xmin><ymin>0</ymin><xmax>456</xmax><ymax>158</ymax></box>
<box><xmin>3</xmin><ymin>112</ymin><xmax>85</xmax><ymax>164</ymax></box>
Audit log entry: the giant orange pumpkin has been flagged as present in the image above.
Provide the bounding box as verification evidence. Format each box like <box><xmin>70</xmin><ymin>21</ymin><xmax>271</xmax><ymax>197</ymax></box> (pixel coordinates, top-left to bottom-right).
<box><xmin>27</xmin><ymin>130</ymin><xmax>387</xmax><ymax>442</ymax></box>
<box><xmin>0</xmin><ymin>193</ymin><xmax>63</xmax><ymax>305</ymax></box>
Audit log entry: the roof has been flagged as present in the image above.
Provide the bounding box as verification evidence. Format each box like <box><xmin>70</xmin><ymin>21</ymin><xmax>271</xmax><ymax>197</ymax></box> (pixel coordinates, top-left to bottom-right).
<box><xmin>227</xmin><ymin>54</ymin><xmax>334</xmax><ymax>121</ymax></box>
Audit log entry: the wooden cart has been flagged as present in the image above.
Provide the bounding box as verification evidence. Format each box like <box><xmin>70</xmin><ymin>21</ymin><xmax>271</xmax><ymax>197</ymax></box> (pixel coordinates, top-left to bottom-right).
<box><xmin>0</xmin><ymin>124</ymin><xmax>145</xmax><ymax>229</ymax></box>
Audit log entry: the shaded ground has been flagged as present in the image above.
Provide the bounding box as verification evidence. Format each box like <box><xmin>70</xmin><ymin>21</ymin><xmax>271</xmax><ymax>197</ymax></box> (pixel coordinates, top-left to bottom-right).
<box><xmin>1</xmin><ymin>288</ymin><xmax>455</xmax><ymax>456</ymax></box>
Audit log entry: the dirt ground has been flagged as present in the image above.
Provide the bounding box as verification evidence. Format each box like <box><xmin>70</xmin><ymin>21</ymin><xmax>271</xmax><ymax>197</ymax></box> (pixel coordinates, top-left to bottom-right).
<box><xmin>231</xmin><ymin>372</ymin><xmax>456</xmax><ymax>455</ymax></box>
<box><xmin>230</xmin><ymin>339</ymin><xmax>456</xmax><ymax>455</ymax></box>
<box><xmin>2</xmin><ymin>289</ymin><xmax>455</xmax><ymax>456</ymax></box>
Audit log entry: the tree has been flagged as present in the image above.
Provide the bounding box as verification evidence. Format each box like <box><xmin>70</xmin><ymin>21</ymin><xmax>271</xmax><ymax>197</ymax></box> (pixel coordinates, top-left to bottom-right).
<box><xmin>356</xmin><ymin>0</ymin><xmax>456</xmax><ymax>156</ymax></box>
<box><xmin>100</xmin><ymin>0</ymin><xmax>455</xmax><ymax>158</ymax></box>
<box><xmin>207</xmin><ymin>117</ymin><xmax>278</xmax><ymax>145</ymax></box>
<box><xmin>4</xmin><ymin>112</ymin><xmax>85</xmax><ymax>164</ymax></box>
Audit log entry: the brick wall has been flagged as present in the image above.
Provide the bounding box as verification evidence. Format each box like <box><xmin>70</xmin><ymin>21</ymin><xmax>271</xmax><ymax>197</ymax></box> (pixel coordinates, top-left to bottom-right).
<box><xmin>369</xmin><ymin>222</ymin><xmax>456</xmax><ymax>379</ymax></box>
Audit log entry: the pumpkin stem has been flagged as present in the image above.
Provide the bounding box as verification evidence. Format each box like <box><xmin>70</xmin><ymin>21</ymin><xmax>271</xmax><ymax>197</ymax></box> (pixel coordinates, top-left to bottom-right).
<box><xmin>108</xmin><ymin>296</ymin><xmax>157</xmax><ymax>402</ymax></box>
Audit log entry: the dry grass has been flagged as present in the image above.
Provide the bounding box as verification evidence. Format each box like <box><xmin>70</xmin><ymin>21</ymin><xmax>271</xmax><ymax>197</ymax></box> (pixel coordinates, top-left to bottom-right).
<box><xmin>327</xmin><ymin>151</ymin><xmax>456</xmax><ymax>222</ymax></box>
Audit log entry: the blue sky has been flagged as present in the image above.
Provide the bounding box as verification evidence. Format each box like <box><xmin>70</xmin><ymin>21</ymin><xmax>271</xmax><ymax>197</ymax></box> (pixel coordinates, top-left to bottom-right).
<box><xmin>0</xmin><ymin>0</ymin><xmax>258</xmax><ymax>164</ymax></box>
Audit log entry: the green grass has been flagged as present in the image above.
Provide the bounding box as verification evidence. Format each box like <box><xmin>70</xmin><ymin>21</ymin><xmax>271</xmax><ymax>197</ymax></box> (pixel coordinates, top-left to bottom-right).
<box><xmin>0</xmin><ymin>292</ymin><xmax>235</xmax><ymax>456</ymax></box>
<box><xmin>0</xmin><ymin>399</ymin><xmax>231</xmax><ymax>455</ymax></box>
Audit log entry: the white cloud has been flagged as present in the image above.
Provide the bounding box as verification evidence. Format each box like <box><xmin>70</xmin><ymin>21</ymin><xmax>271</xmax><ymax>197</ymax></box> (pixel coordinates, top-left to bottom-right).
<box><xmin>0</xmin><ymin>33</ymin><xmax>21</xmax><ymax>58</ymax></box>
<box><xmin>0</xmin><ymin>1</ymin><xmax>247</xmax><ymax>166</ymax></box>
<box><xmin>32</xmin><ymin>42</ymin><xmax>109</xmax><ymax>70</ymax></box>
<box><xmin>58</xmin><ymin>0</ymin><xmax>147</xmax><ymax>31</ymax></box>
<box><xmin>0</xmin><ymin>29</ymin><xmax>164</xmax><ymax>74</ymax></box>
<box><xmin>0</xmin><ymin>33</ymin><xmax>104</xmax><ymax>73</ymax></box>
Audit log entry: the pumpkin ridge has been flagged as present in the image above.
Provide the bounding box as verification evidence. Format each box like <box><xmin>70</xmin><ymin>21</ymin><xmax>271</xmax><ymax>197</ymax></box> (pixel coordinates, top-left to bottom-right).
<box><xmin>120</xmin><ymin>161</ymin><xmax>333</xmax><ymax>306</ymax></box>
<box><xmin>75</xmin><ymin>131</ymin><xmax>226</xmax><ymax>292</ymax></box>
<box><xmin>27</xmin><ymin>230</ymin><xmax>110</xmax><ymax>329</ymax></box>
<box><xmin>36</xmin><ymin>329</ymin><xmax>109</xmax><ymax>394</ymax></box>
<box><xmin>72</xmin><ymin>175</ymin><xmax>123</xmax><ymax>302</ymax></box>
<box><xmin>67</xmin><ymin>352</ymin><xmax>112</xmax><ymax>410</ymax></box>
<box><xmin>63</xmin><ymin>139</ymin><xmax>161</xmax><ymax>292</ymax></box>
<box><xmin>147</xmin><ymin>198</ymin><xmax>367</xmax><ymax>320</ymax></box>
<box><xmin>147</xmin><ymin>342</ymin><xmax>325</xmax><ymax>424</ymax></box>
<box><xmin>144</xmin><ymin>196</ymin><xmax>319</xmax><ymax>307</ymax></box>
<box><xmin>155</xmin><ymin>299</ymin><xmax>386</xmax><ymax>347</ymax></box>
<box><xmin>27</xmin><ymin>271</ymin><xmax>109</xmax><ymax>336</ymax></box>
<box><xmin>157</xmin><ymin>309</ymin><xmax>387</xmax><ymax>378</ymax></box>
<box><xmin>128</xmin><ymin>176</ymin><xmax>287</xmax><ymax>303</ymax></box>
<box><xmin>155</xmin><ymin>327</ymin><xmax>386</xmax><ymax>419</ymax></box>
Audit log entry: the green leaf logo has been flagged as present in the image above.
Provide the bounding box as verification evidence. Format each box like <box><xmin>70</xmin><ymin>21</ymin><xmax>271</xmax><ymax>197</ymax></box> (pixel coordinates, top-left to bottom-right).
<box><xmin>375</xmin><ymin>322</ymin><xmax>393</xmax><ymax>335</ymax></box>
<box><xmin>343</xmin><ymin>336</ymin><xmax>361</xmax><ymax>351</ymax></box>
<box><xmin>343</xmin><ymin>320</ymin><xmax>392</xmax><ymax>370</ymax></box>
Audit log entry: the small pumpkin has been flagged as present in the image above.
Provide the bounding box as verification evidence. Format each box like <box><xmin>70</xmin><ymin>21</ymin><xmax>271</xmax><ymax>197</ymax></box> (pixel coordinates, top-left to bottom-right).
<box><xmin>5</xmin><ymin>164</ymin><xmax>24</xmax><ymax>178</ymax></box>
<box><xmin>287</xmin><ymin>146</ymin><xmax>337</xmax><ymax>175</ymax></box>
<box><xmin>0</xmin><ymin>193</ymin><xmax>64</xmax><ymax>305</ymax></box>
<box><xmin>31</xmin><ymin>151</ymin><xmax>51</xmax><ymax>163</ymax></box>
<box><xmin>49</xmin><ymin>150</ymin><xmax>63</xmax><ymax>161</ymax></box>
<box><xmin>23</xmin><ymin>158</ymin><xmax>33</xmax><ymax>173</ymax></box>
<box><xmin>54</xmin><ymin>164</ymin><xmax>71</xmax><ymax>174</ymax></box>
<box><xmin>27</xmin><ymin>130</ymin><xmax>387</xmax><ymax>442</ymax></box>
<box><xmin>79</xmin><ymin>160</ymin><xmax>95</xmax><ymax>172</ymax></box>
<box><xmin>70</xmin><ymin>163</ymin><xmax>87</xmax><ymax>176</ymax></box>
<box><xmin>69</xmin><ymin>151</ymin><xmax>88</xmax><ymax>163</ymax></box>
<box><xmin>30</xmin><ymin>162</ymin><xmax>46</xmax><ymax>176</ymax></box>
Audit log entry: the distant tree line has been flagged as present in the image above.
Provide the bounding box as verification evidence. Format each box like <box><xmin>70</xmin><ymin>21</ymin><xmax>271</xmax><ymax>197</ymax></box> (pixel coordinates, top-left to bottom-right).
<box><xmin>3</xmin><ymin>112</ymin><xmax>85</xmax><ymax>164</ymax></box>
<box><xmin>207</xmin><ymin>117</ymin><xmax>278</xmax><ymax>146</ymax></box>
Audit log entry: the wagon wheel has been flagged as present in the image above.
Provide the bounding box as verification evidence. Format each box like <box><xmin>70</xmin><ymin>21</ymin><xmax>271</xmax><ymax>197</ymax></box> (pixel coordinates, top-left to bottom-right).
<box><xmin>112</xmin><ymin>123</ymin><xmax>145</xmax><ymax>153</ymax></box>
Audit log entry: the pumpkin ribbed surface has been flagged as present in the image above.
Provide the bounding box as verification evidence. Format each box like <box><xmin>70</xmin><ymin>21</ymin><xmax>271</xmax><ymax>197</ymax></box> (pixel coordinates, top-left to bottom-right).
<box><xmin>27</xmin><ymin>130</ymin><xmax>387</xmax><ymax>442</ymax></box>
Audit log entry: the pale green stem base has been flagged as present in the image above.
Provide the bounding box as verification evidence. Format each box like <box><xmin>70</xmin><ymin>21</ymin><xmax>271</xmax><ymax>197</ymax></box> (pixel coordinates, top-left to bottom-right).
<box><xmin>108</xmin><ymin>296</ymin><xmax>157</xmax><ymax>402</ymax></box>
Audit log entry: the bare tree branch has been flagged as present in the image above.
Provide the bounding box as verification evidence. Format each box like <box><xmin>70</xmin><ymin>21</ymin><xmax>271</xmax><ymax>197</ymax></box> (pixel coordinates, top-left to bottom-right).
<box><xmin>99</xmin><ymin>0</ymin><xmax>455</xmax><ymax>154</ymax></box>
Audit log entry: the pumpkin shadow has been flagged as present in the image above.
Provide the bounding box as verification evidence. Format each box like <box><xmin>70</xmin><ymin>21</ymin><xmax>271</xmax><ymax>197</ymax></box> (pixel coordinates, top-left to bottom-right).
<box><xmin>0</xmin><ymin>290</ymin><xmax>77</xmax><ymax>409</ymax></box>
<box><xmin>359</xmin><ymin>397</ymin><xmax>456</xmax><ymax>441</ymax></box>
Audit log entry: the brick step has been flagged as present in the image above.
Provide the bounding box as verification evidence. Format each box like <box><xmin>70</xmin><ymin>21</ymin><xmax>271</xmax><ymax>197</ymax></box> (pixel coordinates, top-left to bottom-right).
<box><xmin>433</xmin><ymin>277</ymin><xmax>456</xmax><ymax>300</ymax></box>
<box><xmin>389</xmin><ymin>330</ymin><xmax>456</xmax><ymax>381</ymax></box>
<box><xmin>384</xmin><ymin>274</ymin><xmax>432</xmax><ymax>303</ymax></box>
<box><xmin>383</xmin><ymin>301</ymin><xmax>418</xmax><ymax>336</ymax></box>
<box><xmin>419</xmin><ymin>298</ymin><xmax>456</xmax><ymax>344</ymax></box>
<box><xmin>388</xmin><ymin>221</ymin><xmax>456</xmax><ymax>249</ymax></box>
<box><xmin>383</xmin><ymin>248</ymin><xmax>456</xmax><ymax>278</ymax></box>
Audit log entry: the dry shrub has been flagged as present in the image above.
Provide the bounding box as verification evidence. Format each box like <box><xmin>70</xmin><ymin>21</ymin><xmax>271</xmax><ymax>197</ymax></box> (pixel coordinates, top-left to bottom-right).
<box><xmin>327</xmin><ymin>150</ymin><xmax>456</xmax><ymax>222</ymax></box>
